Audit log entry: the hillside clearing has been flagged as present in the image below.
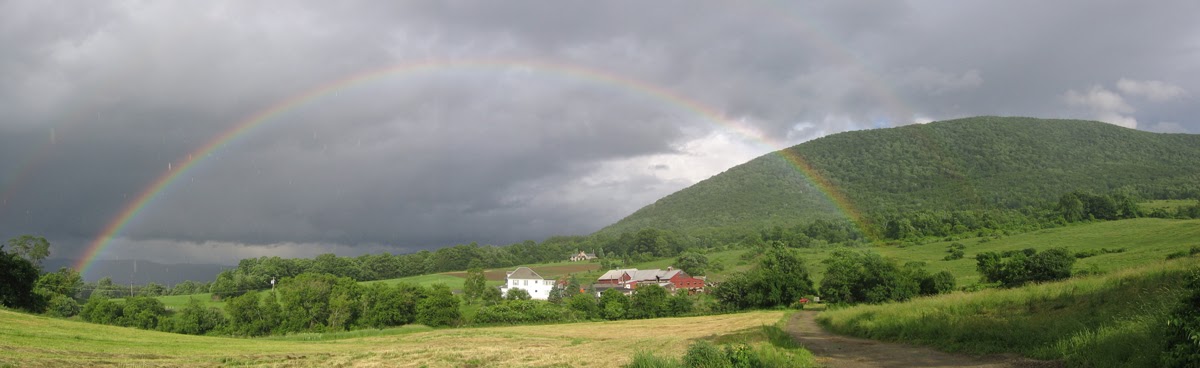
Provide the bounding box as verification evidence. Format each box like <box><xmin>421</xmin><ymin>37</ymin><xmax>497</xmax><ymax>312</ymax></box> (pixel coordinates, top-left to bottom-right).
<box><xmin>816</xmin><ymin>259</ymin><xmax>1197</xmax><ymax>367</ymax></box>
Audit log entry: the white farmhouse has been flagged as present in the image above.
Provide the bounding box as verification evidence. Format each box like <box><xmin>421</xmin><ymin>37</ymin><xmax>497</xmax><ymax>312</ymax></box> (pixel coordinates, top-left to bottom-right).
<box><xmin>500</xmin><ymin>267</ymin><xmax>553</xmax><ymax>300</ymax></box>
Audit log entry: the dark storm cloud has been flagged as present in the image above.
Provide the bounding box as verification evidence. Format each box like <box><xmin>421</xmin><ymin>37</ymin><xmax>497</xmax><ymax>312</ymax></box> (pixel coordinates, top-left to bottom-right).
<box><xmin>0</xmin><ymin>0</ymin><xmax>1196</xmax><ymax>264</ymax></box>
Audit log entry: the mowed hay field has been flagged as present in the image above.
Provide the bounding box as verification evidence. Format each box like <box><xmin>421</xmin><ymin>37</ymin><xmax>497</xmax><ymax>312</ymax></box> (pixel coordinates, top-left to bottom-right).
<box><xmin>0</xmin><ymin>309</ymin><xmax>786</xmax><ymax>367</ymax></box>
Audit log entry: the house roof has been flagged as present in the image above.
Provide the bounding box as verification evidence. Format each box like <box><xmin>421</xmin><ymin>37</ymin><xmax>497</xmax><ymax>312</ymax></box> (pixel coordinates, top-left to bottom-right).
<box><xmin>507</xmin><ymin>267</ymin><xmax>544</xmax><ymax>280</ymax></box>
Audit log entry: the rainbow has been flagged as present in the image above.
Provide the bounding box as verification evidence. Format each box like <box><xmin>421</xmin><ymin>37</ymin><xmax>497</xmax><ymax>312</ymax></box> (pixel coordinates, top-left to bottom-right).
<box><xmin>75</xmin><ymin>59</ymin><xmax>886</xmax><ymax>272</ymax></box>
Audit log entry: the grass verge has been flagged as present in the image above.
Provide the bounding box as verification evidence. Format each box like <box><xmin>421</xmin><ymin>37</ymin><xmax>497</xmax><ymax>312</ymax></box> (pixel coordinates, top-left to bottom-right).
<box><xmin>816</xmin><ymin>259</ymin><xmax>1196</xmax><ymax>367</ymax></box>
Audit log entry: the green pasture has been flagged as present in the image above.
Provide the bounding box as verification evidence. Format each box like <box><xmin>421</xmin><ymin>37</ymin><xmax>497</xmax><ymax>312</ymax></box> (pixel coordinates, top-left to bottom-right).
<box><xmin>817</xmin><ymin>259</ymin><xmax>1197</xmax><ymax>368</ymax></box>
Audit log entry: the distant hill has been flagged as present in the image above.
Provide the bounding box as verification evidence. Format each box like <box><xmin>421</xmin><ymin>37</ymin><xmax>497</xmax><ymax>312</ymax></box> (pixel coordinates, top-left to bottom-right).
<box><xmin>598</xmin><ymin>117</ymin><xmax>1200</xmax><ymax>235</ymax></box>
<box><xmin>42</xmin><ymin>258</ymin><xmax>232</xmax><ymax>285</ymax></box>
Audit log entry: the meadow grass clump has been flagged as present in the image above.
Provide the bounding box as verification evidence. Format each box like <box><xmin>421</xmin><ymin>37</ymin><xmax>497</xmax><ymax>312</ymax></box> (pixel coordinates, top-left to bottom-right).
<box><xmin>625</xmin><ymin>313</ymin><xmax>816</xmax><ymax>368</ymax></box>
<box><xmin>817</xmin><ymin>259</ymin><xmax>1197</xmax><ymax>367</ymax></box>
<box><xmin>626</xmin><ymin>350</ymin><xmax>683</xmax><ymax>368</ymax></box>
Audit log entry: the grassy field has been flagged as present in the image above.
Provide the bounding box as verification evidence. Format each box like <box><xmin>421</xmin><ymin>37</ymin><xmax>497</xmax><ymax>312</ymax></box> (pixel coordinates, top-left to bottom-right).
<box><xmin>774</xmin><ymin>218</ymin><xmax>1200</xmax><ymax>286</ymax></box>
<box><xmin>0</xmin><ymin>308</ymin><xmax>790</xmax><ymax>367</ymax></box>
<box><xmin>1139</xmin><ymin>199</ymin><xmax>1198</xmax><ymax>212</ymax></box>
<box><xmin>875</xmin><ymin>218</ymin><xmax>1200</xmax><ymax>285</ymax></box>
<box><xmin>639</xmin><ymin>218</ymin><xmax>1199</xmax><ymax>287</ymax></box>
<box><xmin>816</xmin><ymin>259</ymin><xmax>1197</xmax><ymax>367</ymax></box>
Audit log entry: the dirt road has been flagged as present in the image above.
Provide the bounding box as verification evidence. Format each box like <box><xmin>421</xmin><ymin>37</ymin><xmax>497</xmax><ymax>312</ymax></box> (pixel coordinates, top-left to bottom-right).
<box><xmin>786</xmin><ymin>311</ymin><xmax>1061</xmax><ymax>368</ymax></box>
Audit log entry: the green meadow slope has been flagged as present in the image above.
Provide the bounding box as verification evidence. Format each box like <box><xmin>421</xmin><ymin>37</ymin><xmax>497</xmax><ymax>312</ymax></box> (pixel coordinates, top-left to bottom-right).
<box><xmin>779</xmin><ymin>217</ymin><xmax>1198</xmax><ymax>286</ymax></box>
<box><xmin>817</xmin><ymin>259</ymin><xmax>1198</xmax><ymax>368</ymax></box>
<box><xmin>599</xmin><ymin>116</ymin><xmax>1200</xmax><ymax>235</ymax></box>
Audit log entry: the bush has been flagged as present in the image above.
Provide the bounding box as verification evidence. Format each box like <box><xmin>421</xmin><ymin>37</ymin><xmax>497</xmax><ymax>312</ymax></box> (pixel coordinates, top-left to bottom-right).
<box><xmin>943</xmin><ymin>248</ymin><xmax>965</xmax><ymax>261</ymax></box>
<box><xmin>683</xmin><ymin>341</ymin><xmax>730</xmax><ymax>368</ymax></box>
<box><xmin>820</xmin><ymin>250</ymin><xmax>919</xmax><ymax>304</ymax></box>
<box><xmin>624</xmin><ymin>351</ymin><xmax>681</xmax><ymax>368</ymax></box>
<box><xmin>80</xmin><ymin>297</ymin><xmax>122</xmax><ymax>325</ymax></box>
<box><xmin>977</xmin><ymin>247</ymin><xmax>1075</xmax><ymax>287</ymax></box>
<box><xmin>45</xmin><ymin>294</ymin><xmax>79</xmax><ymax>318</ymax></box>
<box><xmin>505</xmin><ymin>288</ymin><xmax>532</xmax><ymax>301</ymax></box>
<box><xmin>417</xmin><ymin>284</ymin><xmax>460</xmax><ymax>327</ymax></box>
<box><xmin>629</xmin><ymin>285</ymin><xmax>669</xmax><ymax>319</ymax></box>
<box><xmin>567</xmin><ymin>292</ymin><xmax>600</xmax><ymax>319</ymax></box>
<box><xmin>920</xmin><ymin>271</ymin><xmax>957</xmax><ymax>295</ymax></box>
<box><xmin>474</xmin><ymin>300</ymin><xmax>580</xmax><ymax>325</ymax></box>
<box><xmin>120</xmin><ymin>296</ymin><xmax>168</xmax><ymax>330</ymax></box>
<box><xmin>715</xmin><ymin>246</ymin><xmax>815</xmax><ymax>310</ymax></box>
<box><xmin>1163</xmin><ymin>270</ymin><xmax>1200</xmax><ymax>367</ymax></box>
<box><xmin>667</xmin><ymin>294</ymin><xmax>694</xmax><ymax>316</ymax></box>
<box><xmin>1166</xmin><ymin>251</ymin><xmax>1189</xmax><ymax>260</ymax></box>
<box><xmin>599</xmin><ymin>288</ymin><xmax>629</xmax><ymax>320</ymax></box>
<box><xmin>165</xmin><ymin>298</ymin><xmax>227</xmax><ymax>335</ymax></box>
<box><xmin>0</xmin><ymin>248</ymin><xmax>44</xmax><ymax>312</ymax></box>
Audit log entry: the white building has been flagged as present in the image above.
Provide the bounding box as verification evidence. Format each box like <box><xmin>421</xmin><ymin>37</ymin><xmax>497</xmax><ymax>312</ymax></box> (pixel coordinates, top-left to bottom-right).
<box><xmin>500</xmin><ymin>267</ymin><xmax>553</xmax><ymax>300</ymax></box>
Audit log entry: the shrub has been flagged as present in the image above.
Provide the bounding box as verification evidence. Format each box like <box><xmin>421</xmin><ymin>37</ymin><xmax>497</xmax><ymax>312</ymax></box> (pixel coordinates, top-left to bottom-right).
<box><xmin>977</xmin><ymin>247</ymin><xmax>1075</xmax><ymax>287</ymax></box>
<box><xmin>45</xmin><ymin>294</ymin><xmax>79</xmax><ymax>318</ymax></box>
<box><xmin>1163</xmin><ymin>270</ymin><xmax>1200</xmax><ymax>367</ymax></box>
<box><xmin>120</xmin><ymin>296</ymin><xmax>168</xmax><ymax>330</ymax></box>
<box><xmin>1166</xmin><ymin>251</ymin><xmax>1189</xmax><ymax>260</ymax></box>
<box><xmin>505</xmin><ymin>288</ymin><xmax>532</xmax><ymax>301</ymax></box>
<box><xmin>820</xmin><ymin>250</ymin><xmax>919</xmax><ymax>304</ymax></box>
<box><xmin>667</xmin><ymin>294</ymin><xmax>694</xmax><ymax>316</ymax></box>
<box><xmin>416</xmin><ymin>284</ymin><xmax>460</xmax><ymax>327</ymax></box>
<box><xmin>629</xmin><ymin>285</ymin><xmax>669</xmax><ymax>319</ymax></box>
<box><xmin>0</xmin><ymin>248</ymin><xmax>44</xmax><ymax>312</ymax></box>
<box><xmin>473</xmin><ymin>300</ymin><xmax>579</xmax><ymax>325</ymax></box>
<box><xmin>715</xmin><ymin>246</ymin><xmax>815</xmax><ymax>310</ymax></box>
<box><xmin>599</xmin><ymin>288</ymin><xmax>629</xmax><ymax>320</ymax></box>
<box><xmin>683</xmin><ymin>341</ymin><xmax>730</xmax><ymax>368</ymax></box>
<box><xmin>226</xmin><ymin>291</ymin><xmax>282</xmax><ymax>336</ymax></box>
<box><xmin>80</xmin><ymin>297</ymin><xmax>122</xmax><ymax>325</ymax></box>
<box><xmin>165</xmin><ymin>298</ymin><xmax>227</xmax><ymax>335</ymax></box>
<box><xmin>920</xmin><ymin>271</ymin><xmax>957</xmax><ymax>295</ymax></box>
<box><xmin>623</xmin><ymin>351</ymin><xmax>681</xmax><ymax>368</ymax></box>
<box><xmin>567</xmin><ymin>292</ymin><xmax>600</xmax><ymax>319</ymax></box>
<box><xmin>943</xmin><ymin>249</ymin><xmax>965</xmax><ymax>261</ymax></box>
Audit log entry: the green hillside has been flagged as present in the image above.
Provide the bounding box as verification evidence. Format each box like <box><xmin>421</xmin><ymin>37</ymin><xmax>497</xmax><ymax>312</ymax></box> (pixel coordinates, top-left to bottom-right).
<box><xmin>599</xmin><ymin>117</ymin><xmax>1200</xmax><ymax>235</ymax></box>
<box><xmin>817</xmin><ymin>259</ymin><xmax>1197</xmax><ymax>367</ymax></box>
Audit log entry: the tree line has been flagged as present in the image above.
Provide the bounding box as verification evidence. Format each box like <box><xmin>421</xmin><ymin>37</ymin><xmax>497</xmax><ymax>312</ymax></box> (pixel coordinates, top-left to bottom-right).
<box><xmin>79</xmin><ymin>273</ymin><xmax>462</xmax><ymax>336</ymax></box>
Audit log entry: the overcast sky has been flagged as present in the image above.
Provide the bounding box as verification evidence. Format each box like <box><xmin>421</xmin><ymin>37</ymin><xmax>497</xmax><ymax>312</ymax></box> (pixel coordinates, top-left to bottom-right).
<box><xmin>1</xmin><ymin>0</ymin><xmax>1196</xmax><ymax>265</ymax></box>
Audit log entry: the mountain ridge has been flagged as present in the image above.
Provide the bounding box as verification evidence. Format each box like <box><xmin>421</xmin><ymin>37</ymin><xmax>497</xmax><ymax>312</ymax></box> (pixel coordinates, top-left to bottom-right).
<box><xmin>597</xmin><ymin>116</ymin><xmax>1200</xmax><ymax>236</ymax></box>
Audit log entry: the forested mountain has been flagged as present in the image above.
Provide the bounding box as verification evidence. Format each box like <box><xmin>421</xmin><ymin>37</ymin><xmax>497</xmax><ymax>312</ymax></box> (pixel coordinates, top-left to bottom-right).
<box><xmin>599</xmin><ymin>117</ymin><xmax>1200</xmax><ymax>235</ymax></box>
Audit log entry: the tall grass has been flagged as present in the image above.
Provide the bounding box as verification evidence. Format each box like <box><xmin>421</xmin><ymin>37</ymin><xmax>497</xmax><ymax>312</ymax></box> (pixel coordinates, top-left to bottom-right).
<box><xmin>817</xmin><ymin>259</ymin><xmax>1196</xmax><ymax>367</ymax></box>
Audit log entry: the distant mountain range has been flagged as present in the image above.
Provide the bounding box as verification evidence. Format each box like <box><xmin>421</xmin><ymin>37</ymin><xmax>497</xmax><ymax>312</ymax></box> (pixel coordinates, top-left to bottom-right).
<box><xmin>599</xmin><ymin>116</ymin><xmax>1200</xmax><ymax>235</ymax></box>
<box><xmin>42</xmin><ymin>258</ymin><xmax>233</xmax><ymax>285</ymax></box>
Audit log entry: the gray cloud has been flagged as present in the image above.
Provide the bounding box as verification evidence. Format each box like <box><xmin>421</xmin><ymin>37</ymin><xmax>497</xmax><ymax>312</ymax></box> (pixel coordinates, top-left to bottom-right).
<box><xmin>1</xmin><ymin>0</ymin><xmax>1197</xmax><ymax>264</ymax></box>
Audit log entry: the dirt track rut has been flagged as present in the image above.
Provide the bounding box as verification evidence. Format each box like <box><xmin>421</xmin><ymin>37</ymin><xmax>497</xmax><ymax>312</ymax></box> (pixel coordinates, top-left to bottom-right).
<box><xmin>786</xmin><ymin>311</ymin><xmax>1061</xmax><ymax>368</ymax></box>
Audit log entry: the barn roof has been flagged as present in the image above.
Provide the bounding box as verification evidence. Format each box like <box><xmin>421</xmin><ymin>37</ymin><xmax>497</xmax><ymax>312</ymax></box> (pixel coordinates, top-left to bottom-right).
<box><xmin>598</xmin><ymin>268</ymin><xmax>638</xmax><ymax>280</ymax></box>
